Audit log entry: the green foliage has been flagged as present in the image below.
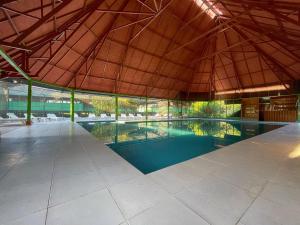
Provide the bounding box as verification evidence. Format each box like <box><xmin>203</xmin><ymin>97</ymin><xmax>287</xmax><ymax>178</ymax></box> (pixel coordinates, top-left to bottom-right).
<box><xmin>118</xmin><ymin>98</ymin><xmax>141</xmax><ymax>113</ymax></box>
<box><xmin>91</xmin><ymin>96</ymin><xmax>115</xmax><ymax>115</ymax></box>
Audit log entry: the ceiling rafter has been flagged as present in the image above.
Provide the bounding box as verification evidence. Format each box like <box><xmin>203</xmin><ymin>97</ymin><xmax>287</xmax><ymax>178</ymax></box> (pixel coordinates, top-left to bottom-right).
<box><xmin>223</xmin><ymin>30</ymin><xmax>243</xmax><ymax>89</ymax></box>
<box><xmin>231</xmin><ymin>24</ymin><xmax>295</xmax><ymax>91</ymax></box>
<box><xmin>129</xmin><ymin>0</ymin><xmax>175</xmax><ymax>44</ymax></box>
<box><xmin>72</xmin><ymin>0</ymin><xmax>130</xmax><ymax>88</ymax></box>
<box><xmin>114</xmin><ymin>1</ymin><xmax>145</xmax><ymax>93</ymax></box>
<box><xmin>165</xmin><ymin>10</ymin><xmax>249</xmax><ymax>56</ymax></box>
<box><xmin>1</xmin><ymin>0</ymin><xmax>300</xmax><ymax>99</ymax></box>
<box><xmin>34</xmin><ymin>0</ymin><xmax>107</xmax><ymax>80</ymax></box>
<box><xmin>12</xmin><ymin>0</ymin><xmax>73</xmax><ymax>45</ymax></box>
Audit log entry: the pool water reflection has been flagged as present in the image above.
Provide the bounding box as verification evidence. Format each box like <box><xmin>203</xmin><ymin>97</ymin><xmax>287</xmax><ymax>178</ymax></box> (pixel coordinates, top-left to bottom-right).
<box><xmin>79</xmin><ymin>120</ymin><xmax>283</xmax><ymax>174</ymax></box>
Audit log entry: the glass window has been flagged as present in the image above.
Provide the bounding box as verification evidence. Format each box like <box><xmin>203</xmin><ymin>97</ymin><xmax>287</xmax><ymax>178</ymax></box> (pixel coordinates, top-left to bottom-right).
<box><xmin>225</xmin><ymin>99</ymin><xmax>241</xmax><ymax>119</ymax></box>
<box><xmin>197</xmin><ymin>101</ymin><xmax>209</xmax><ymax>117</ymax></box>
<box><xmin>0</xmin><ymin>79</ymin><xmax>28</xmax><ymax>124</ymax></box>
<box><xmin>31</xmin><ymin>84</ymin><xmax>70</xmax><ymax>121</ymax></box>
<box><xmin>182</xmin><ymin>101</ymin><xmax>191</xmax><ymax>118</ymax></box>
<box><xmin>169</xmin><ymin>100</ymin><xmax>182</xmax><ymax>119</ymax></box>
<box><xmin>188</xmin><ymin>101</ymin><xmax>200</xmax><ymax>117</ymax></box>
<box><xmin>147</xmin><ymin>98</ymin><xmax>168</xmax><ymax>119</ymax></box>
<box><xmin>75</xmin><ymin>92</ymin><xmax>115</xmax><ymax>120</ymax></box>
<box><xmin>118</xmin><ymin>96</ymin><xmax>146</xmax><ymax>120</ymax></box>
<box><xmin>212</xmin><ymin>100</ymin><xmax>226</xmax><ymax>118</ymax></box>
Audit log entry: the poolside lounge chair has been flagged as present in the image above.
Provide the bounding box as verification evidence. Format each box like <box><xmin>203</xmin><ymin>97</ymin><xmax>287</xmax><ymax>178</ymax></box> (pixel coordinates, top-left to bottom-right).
<box><xmin>88</xmin><ymin>113</ymin><xmax>96</xmax><ymax>119</ymax></box>
<box><xmin>154</xmin><ymin>113</ymin><xmax>161</xmax><ymax>120</ymax></box>
<box><xmin>136</xmin><ymin>114</ymin><xmax>143</xmax><ymax>119</ymax></box>
<box><xmin>128</xmin><ymin>113</ymin><xmax>135</xmax><ymax>120</ymax></box>
<box><xmin>25</xmin><ymin>113</ymin><xmax>42</xmax><ymax>123</ymax></box>
<box><xmin>120</xmin><ymin>114</ymin><xmax>127</xmax><ymax>120</ymax></box>
<box><xmin>100</xmin><ymin>113</ymin><xmax>109</xmax><ymax>120</ymax></box>
<box><xmin>47</xmin><ymin>113</ymin><xmax>58</xmax><ymax>121</ymax></box>
<box><xmin>110</xmin><ymin>114</ymin><xmax>116</xmax><ymax>120</ymax></box>
<box><xmin>7</xmin><ymin>113</ymin><xmax>19</xmax><ymax>119</ymax></box>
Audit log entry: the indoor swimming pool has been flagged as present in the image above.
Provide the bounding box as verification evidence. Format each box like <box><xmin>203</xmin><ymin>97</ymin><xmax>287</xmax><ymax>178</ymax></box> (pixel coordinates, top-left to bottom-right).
<box><xmin>79</xmin><ymin>120</ymin><xmax>283</xmax><ymax>174</ymax></box>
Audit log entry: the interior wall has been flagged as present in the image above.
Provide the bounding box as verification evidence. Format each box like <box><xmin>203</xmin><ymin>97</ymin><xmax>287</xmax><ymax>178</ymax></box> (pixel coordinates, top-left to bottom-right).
<box><xmin>261</xmin><ymin>96</ymin><xmax>298</xmax><ymax>122</ymax></box>
<box><xmin>241</xmin><ymin>98</ymin><xmax>260</xmax><ymax>120</ymax></box>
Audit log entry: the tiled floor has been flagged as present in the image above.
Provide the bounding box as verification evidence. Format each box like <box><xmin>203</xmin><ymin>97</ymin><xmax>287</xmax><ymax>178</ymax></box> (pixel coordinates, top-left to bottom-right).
<box><xmin>0</xmin><ymin>121</ymin><xmax>300</xmax><ymax>225</ymax></box>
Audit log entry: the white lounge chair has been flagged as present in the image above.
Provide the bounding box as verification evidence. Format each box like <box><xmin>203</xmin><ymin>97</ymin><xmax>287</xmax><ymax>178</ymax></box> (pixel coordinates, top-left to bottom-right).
<box><xmin>136</xmin><ymin>113</ymin><xmax>143</xmax><ymax>119</ymax></box>
<box><xmin>128</xmin><ymin>113</ymin><xmax>135</xmax><ymax>120</ymax></box>
<box><xmin>88</xmin><ymin>113</ymin><xmax>96</xmax><ymax>119</ymax></box>
<box><xmin>7</xmin><ymin>113</ymin><xmax>19</xmax><ymax>119</ymax></box>
<box><xmin>74</xmin><ymin>113</ymin><xmax>79</xmax><ymax>118</ymax></box>
<box><xmin>47</xmin><ymin>113</ymin><xmax>58</xmax><ymax>121</ymax></box>
<box><xmin>100</xmin><ymin>113</ymin><xmax>109</xmax><ymax>120</ymax></box>
<box><xmin>154</xmin><ymin>113</ymin><xmax>161</xmax><ymax>120</ymax></box>
<box><xmin>110</xmin><ymin>113</ymin><xmax>116</xmax><ymax>120</ymax></box>
<box><xmin>25</xmin><ymin>113</ymin><xmax>41</xmax><ymax>122</ymax></box>
<box><xmin>120</xmin><ymin>114</ymin><xmax>127</xmax><ymax>120</ymax></box>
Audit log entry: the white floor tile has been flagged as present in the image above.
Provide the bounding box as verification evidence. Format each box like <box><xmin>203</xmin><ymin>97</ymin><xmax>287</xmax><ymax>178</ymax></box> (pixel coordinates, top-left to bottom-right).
<box><xmin>2</xmin><ymin>210</ymin><xmax>46</xmax><ymax>225</ymax></box>
<box><xmin>109</xmin><ymin>176</ymin><xmax>171</xmax><ymax>218</ymax></box>
<box><xmin>260</xmin><ymin>183</ymin><xmax>300</xmax><ymax>210</ymax></box>
<box><xmin>240</xmin><ymin>197</ymin><xmax>300</xmax><ymax>225</ymax></box>
<box><xmin>50</xmin><ymin>171</ymin><xmax>106</xmax><ymax>206</ymax></box>
<box><xmin>46</xmin><ymin>189</ymin><xmax>124</xmax><ymax>225</ymax></box>
<box><xmin>176</xmin><ymin>175</ymin><xmax>255</xmax><ymax>225</ymax></box>
<box><xmin>129</xmin><ymin>197</ymin><xmax>209</xmax><ymax>225</ymax></box>
<box><xmin>0</xmin><ymin>180</ymin><xmax>50</xmax><ymax>224</ymax></box>
<box><xmin>213</xmin><ymin>165</ymin><xmax>267</xmax><ymax>194</ymax></box>
<box><xmin>150</xmin><ymin>163</ymin><xmax>203</xmax><ymax>194</ymax></box>
<box><xmin>99</xmin><ymin>161</ymin><xmax>142</xmax><ymax>187</ymax></box>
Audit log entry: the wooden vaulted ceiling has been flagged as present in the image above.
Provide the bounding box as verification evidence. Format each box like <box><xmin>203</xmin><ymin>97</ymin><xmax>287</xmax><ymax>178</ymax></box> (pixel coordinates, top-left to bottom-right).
<box><xmin>0</xmin><ymin>0</ymin><xmax>300</xmax><ymax>99</ymax></box>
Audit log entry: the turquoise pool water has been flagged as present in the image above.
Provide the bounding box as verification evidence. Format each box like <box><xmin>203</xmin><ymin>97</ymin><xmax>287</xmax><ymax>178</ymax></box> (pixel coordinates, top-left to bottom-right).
<box><xmin>79</xmin><ymin>120</ymin><xmax>283</xmax><ymax>174</ymax></box>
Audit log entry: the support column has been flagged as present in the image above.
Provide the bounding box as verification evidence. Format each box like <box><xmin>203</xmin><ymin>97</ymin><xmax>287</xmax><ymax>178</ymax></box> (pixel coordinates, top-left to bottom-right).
<box><xmin>167</xmin><ymin>99</ymin><xmax>170</xmax><ymax>120</ymax></box>
<box><xmin>180</xmin><ymin>100</ymin><xmax>183</xmax><ymax>118</ymax></box>
<box><xmin>115</xmin><ymin>95</ymin><xmax>118</xmax><ymax>120</ymax></box>
<box><xmin>26</xmin><ymin>79</ymin><xmax>32</xmax><ymax>125</ymax></box>
<box><xmin>70</xmin><ymin>89</ymin><xmax>75</xmax><ymax>122</ymax></box>
<box><xmin>145</xmin><ymin>97</ymin><xmax>148</xmax><ymax>121</ymax></box>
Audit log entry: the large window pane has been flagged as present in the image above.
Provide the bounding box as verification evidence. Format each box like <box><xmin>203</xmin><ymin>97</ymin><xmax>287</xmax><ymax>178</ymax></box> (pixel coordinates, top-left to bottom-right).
<box><xmin>31</xmin><ymin>84</ymin><xmax>70</xmax><ymax>122</ymax></box>
<box><xmin>182</xmin><ymin>101</ymin><xmax>191</xmax><ymax>118</ymax></box>
<box><xmin>188</xmin><ymin>101</ymin><xmax>200</xmax><ymax>117</ymax></box>
<box><xmin>148</xmin><ymin>98</ymin><xmax>168</xmax><ymax>119</ymax></box>
<box><xmin>198</xmin><ymin>101</ymin><xmax>209</xmax><ymax>117</ymax></box>
<box><xmin>225</xmin><ymin>99</ymin><xmax>241</xmax><ymax>119</ymax></box>
<box><xmin>169</xmin><ymin>100</ymin><xmax>181</xmax><ymax>119</ymax></box>
<box><xmin>118</xmin><ymin>96</ymin><xmax>146</xmax><ymax>121</ymax></box>
<box><xmin>0</xmin><ymin>79</ymin><xmax>28</xmax><ymax>124</ymax></box>
<box><xmin>74</xmin><ymin>93</ymin><xmax>115</xmax><ymax>121</ymax></box>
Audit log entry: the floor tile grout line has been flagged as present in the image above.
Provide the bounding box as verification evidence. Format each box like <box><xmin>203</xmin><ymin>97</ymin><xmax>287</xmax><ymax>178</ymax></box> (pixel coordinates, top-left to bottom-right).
<box><xmin>1</xmin><ymin>207</ymin><xmax>47</xmax><ymax>224</ymax></box>
<box><xmin>0</xmin><ymin>152</ymin><xmax>26</xmax><ymax>183</ymax></box>
<box><xmin>44</xmin><ymin>129</ymin><xmax>62</xmax><ymax>225</ymax></box>
<box><xmin>174</xmin><ymin>194</ymin><xmax>212</xmax><ymax>225</ymax></box>
<box><xmin>47</xmin><ymin>186</ymin><xmax>108</xmax><ymax>209</ymax></box>
<box><xmin>107</xmin><ymin>187</ymin><xmax>129</xmax><ymax>224</ymax></box>
<box><xmin>234</xmin><ymin>176</ymin><xmax>271</xmax><ymax>225</ymax></box>
<box><xmin>107</xmin><ymin>185</ymin><xmax>171</xmax><ymax>225</ymax></box>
